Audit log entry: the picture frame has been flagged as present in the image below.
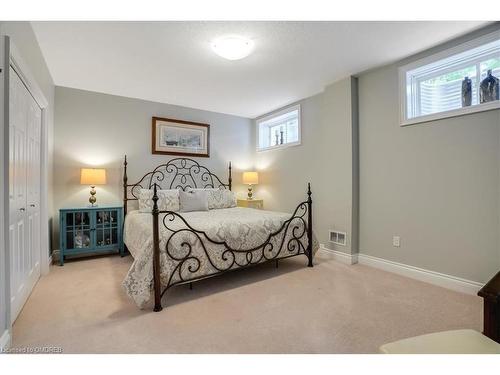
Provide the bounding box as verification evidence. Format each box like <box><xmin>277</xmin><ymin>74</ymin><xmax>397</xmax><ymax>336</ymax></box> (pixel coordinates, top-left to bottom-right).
<box><xmin>152</xmin><ymin>117</ymin><xmax>210</xmax><ymax>157</ymax></box>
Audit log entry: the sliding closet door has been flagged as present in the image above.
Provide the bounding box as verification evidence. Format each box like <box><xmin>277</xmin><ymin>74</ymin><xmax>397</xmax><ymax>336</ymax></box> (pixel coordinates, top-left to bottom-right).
<box><xmin>9</xmin><ymin>66</ymin><xmax>42</xmax><ymax>322</ymax></box>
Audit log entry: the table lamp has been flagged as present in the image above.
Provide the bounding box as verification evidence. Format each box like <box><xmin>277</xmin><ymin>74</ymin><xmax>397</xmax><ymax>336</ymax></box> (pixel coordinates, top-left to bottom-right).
<box><xmin>242</xmin><ymin>171</ymin><xmax>259</xmax><ymax>200</ymax></box>
<box><xmin>80</xmin><ymin>168</ymin><xmax>107</xmax><ymax>207</ymax></box>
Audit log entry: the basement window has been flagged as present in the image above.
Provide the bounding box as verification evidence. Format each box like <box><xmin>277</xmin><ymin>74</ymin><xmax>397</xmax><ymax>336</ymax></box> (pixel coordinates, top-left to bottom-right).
<box><xmin>256</xmin><ymin>105</ymin><xmax>301</xmax><ymax>151</ymax></box>
<box><xmin>400</xmin><ymin>31</ymin><xmax>500</xmax><ymax>126</ymax></box>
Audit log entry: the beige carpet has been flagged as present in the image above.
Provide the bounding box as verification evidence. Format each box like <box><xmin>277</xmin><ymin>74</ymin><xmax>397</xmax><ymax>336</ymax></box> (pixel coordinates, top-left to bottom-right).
<box><xmin>12</xmin><ymin>252</ymin><xmax>482</xmax><ymax>353</ymax></box>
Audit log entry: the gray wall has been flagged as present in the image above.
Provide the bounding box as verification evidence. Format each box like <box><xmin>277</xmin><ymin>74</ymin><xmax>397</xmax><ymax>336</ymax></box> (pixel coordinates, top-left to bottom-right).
<box><xmin>53</xmin><ymin>87</ymin><xmax>253</xmax><ymax>249</ymax></box>
<box><xmin>254</xmin><ymin>77</ymin><xmax>359</xmax><ymax>254</ymax></box>
<box><xmin>255</xmin><ymin>24</ymin><xmax>500</xmax><ymax>283</ymax></box>
<box><xmin>0</xmin><ymin>21</ymin><xmax>55</xmax><ymax>343</ymax></box>
<box><xmin>358</xmin><ymin>25</ymin><xmax>500</xmax><ymax>283</ymax></box>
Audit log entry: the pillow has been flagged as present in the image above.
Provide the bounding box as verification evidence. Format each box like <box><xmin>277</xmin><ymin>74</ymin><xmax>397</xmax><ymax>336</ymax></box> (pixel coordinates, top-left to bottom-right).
<box><xmin>189</xmin><ymin>187</ymin><xmax>236</xmax><ymax>209</ymax></box>
<box><xmin>179</xmin><ymin>189</ymin><xmax>209</xmax><ymax>212</ymax></box>
<box><xmin>138</xmin><ymin>188</ymin><xmax>180</xmax><ymax>213</ymax></box>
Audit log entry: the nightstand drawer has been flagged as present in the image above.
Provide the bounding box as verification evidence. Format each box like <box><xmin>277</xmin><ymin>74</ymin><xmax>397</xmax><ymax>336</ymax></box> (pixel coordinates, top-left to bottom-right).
<box><xmin>237</xmin><ymin>199</ymin><xmax>264</xmax><ymax>209</ymax></box>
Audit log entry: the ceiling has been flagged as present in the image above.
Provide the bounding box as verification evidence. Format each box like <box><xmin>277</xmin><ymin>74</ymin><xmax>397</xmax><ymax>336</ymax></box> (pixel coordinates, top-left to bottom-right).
<box><xmin>32</xmin><ymin>21</ymin><xmax>488</xmax><ymax>118</ymax></box>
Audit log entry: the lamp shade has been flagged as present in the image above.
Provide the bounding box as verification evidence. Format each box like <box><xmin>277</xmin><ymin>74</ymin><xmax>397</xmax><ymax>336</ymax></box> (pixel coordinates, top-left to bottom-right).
<box><xmin>80</xmin><ymin>168</ymin><xmax>107</xmax><ymax>185</ymax></box>
<box><xmin>242</xmin><ymin>171</ymin><xmax>259</xmax><ymax>185</ymax></box>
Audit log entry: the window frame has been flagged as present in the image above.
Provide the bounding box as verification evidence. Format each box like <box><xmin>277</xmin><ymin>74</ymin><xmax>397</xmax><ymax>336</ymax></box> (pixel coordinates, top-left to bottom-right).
<box><xmin>256</xmin><ymin>104</ymin><xmax>302</xmax><ymax>152</ymax></box>
<box><xmin>399</xmin><ymin>30</ymin><xmax>500</xmax><ymax>127</ymax></box>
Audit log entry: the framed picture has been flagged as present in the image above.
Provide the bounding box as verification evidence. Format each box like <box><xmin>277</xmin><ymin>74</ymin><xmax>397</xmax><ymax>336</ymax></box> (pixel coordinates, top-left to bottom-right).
<box><xmin>152</xmin><ymin>117</ymin><xmax>210</xmax><ymax>157</ymax></box>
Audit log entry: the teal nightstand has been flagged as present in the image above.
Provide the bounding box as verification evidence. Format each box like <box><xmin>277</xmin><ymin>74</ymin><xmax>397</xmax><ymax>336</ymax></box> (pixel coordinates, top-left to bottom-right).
<box><xmin>59</xmin><ymin>206</ymin><xmax>124</xmax><ymax>265</ymax></box>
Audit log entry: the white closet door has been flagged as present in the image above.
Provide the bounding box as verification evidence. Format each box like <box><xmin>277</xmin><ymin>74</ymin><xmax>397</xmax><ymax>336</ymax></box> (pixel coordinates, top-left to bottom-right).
<box><xmin>9</xmin><ymin>66</ymin><xmax>27</xmax><ymax>321</ymax></box>
<box><xmin>9</xmin><ymin>66</ymin><xmax>42</xmax><ymax>323</ymax></box>
<box><xmin>26</xmin><ymin>87</ymin><xmax>41</xmax><ymax>278</ymax></box>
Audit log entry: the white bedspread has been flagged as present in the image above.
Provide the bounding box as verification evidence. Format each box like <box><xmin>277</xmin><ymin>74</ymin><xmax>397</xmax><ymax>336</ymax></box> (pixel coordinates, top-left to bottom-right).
<box><xmin>123</xmin><ymin>207</ymin><xmax>318</xmax><ymax>308</ymax></box>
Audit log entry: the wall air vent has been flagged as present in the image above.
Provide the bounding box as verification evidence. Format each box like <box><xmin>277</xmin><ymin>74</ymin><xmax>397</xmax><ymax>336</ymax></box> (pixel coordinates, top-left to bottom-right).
<box><xmin>329</xmin><ymin>230</ymin><xmax>347</xmax><ymax>246</ymax></box>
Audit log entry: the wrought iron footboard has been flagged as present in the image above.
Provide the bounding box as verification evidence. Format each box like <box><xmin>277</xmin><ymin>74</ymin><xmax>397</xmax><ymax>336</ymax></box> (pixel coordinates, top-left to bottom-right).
<box><xmin>150</xmin><ymin>183</ymin><xmax>313</xmax><ymax>311</ymax></box>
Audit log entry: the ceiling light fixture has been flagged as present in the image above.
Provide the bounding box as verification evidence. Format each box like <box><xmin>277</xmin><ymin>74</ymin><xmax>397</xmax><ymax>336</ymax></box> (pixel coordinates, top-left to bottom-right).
<box><xmin>211</xmin><ymin>35</ymin><xmax>254</xmax><ymax>61</ymax></box>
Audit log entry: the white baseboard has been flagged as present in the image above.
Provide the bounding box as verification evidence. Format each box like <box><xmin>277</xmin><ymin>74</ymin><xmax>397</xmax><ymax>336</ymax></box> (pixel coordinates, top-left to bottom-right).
<box><xmin>357</xmin><ymin>253</ymin><xmax>484</xmax><ymax>295</ymax></box>
<box><xmin>0</xmin><ymin>330</ymin><xmax>11</xmax><ymax>352</ymax></box>
<box><xmin>319</xmin><ymin>245</ymin><xmax>358</xmax><ymax>265</ymax></box>
<box><xmin>319</xmin><ymin>245</ymin><xmax>483</xmax><ymax>295</ymax></box>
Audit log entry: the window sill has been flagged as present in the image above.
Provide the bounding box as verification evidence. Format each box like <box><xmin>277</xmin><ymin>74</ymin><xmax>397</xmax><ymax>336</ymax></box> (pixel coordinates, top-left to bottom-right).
<box><xmin>401</xmin><ymin>100</ymin><xmax>500</xmax><ymax>127</ymax></box>
<box><xmin>256</xmin><ymin>141</ymin><xmax>301</xmax><ymax>152</ymax></box>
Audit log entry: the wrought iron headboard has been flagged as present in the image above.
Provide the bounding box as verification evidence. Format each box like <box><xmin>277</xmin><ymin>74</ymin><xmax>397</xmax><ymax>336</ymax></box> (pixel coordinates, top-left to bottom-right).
<box><xmin>123</xmin><ymin>155</ymin><xmax>232</xmax><ymax>215</ymax></box>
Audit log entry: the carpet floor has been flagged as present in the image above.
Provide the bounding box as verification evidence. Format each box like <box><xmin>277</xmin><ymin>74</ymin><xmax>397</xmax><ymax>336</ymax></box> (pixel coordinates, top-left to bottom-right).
<box><xmin>12</xmin><ymin>252</ymin><xmax>482</xmax><ymax>353</ymax></box>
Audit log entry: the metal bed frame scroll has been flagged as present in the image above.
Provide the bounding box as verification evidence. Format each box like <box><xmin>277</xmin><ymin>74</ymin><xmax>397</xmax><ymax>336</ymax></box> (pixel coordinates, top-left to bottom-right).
<box><xmin>123</xmin><ymin>155</ymin><xmax>313</xmax><ymax>311</ymax></box>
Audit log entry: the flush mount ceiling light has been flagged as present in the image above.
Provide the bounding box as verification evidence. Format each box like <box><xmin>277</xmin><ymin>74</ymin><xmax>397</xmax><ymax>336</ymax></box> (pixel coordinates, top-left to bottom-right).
<box><xmin>211</xmin><ymin>35</ymin><xmax>254</xmax><ymax>61</ymax></box>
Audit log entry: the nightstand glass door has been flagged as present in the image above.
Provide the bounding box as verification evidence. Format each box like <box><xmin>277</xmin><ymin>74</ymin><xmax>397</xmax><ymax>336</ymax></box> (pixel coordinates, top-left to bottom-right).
<box><xmin>65</xmin><ymin>211</ymin><xmax>91</xmax><ymax>250</ymax></box>
<box><xmin>95</xmin><ymin>209</ymin><xmax>119</xmax><ymax>248</ymax></box>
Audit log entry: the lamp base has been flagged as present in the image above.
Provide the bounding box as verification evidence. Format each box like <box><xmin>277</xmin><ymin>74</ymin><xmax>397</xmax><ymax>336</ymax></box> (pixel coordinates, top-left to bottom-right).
<box><xmin>89</xmin><ymin>186</ymin><xmax>97</xmax><ymax>207</ymax></box>
<box><xmin>247</xmin><ymin>185</ymin><xmax>253</xmax><ymax>200</ymax></box>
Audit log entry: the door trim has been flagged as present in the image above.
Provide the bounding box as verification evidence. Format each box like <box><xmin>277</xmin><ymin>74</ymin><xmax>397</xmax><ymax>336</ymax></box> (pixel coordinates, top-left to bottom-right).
<box><xmin>1</xmin><ymin>35</ymin><xmax>11</xmax><ymax>348</ymax></box>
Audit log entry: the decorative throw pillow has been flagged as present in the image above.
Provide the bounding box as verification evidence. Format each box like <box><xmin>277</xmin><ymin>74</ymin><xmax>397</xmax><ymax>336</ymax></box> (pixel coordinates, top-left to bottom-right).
<box><xmin>189</xmin><ymin>187</ymin><xmax>236</xmax><ymax>209</ymax></box>
<box><xmin>179</xmin><ymin>189</ymin><xmax>209</xmax><ymax>212</ymax></box>
<box><xmin>138</xmin><ymin>188</ymin><xmax>180</xmax><ymax>213</ymax></box>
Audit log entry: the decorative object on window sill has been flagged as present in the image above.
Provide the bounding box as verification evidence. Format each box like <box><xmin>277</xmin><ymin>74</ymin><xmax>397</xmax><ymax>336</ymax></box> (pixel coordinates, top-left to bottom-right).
<box><xmin>257</xmin><ymin>104</ymin><xmax>301</xmax><ymax>151</ymax></box>
<box><xmin>461</xmin><ymin>76</ymin><xmax>472</xmax><ymax>107</ymax></box>
<box><xmin>242</xmin><ymin>171</ymin><xmax>259</xmax><ymax>200</ymax></box>
<box><xmin>480</xmin><ymin>69</ymin><xmax>499</xmax><ymax>104</ymax></box>
<box><xmin>80</xmin><ymin>168</ymin><xmax>107</xmax><ymax>207</ymax></box>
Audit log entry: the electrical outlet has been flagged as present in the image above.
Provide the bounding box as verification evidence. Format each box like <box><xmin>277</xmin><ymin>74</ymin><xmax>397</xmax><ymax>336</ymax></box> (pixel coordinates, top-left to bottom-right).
<box><xmin>392</xmin><ymin>236</ymin><xmax>401</xmax><ymax>247</ymax></box>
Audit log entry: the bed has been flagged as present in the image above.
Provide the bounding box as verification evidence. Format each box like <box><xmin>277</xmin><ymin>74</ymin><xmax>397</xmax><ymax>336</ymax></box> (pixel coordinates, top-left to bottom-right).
<box><xmin>121</xmin><ymin>156</ymin><xmax>317</xmax><ymax>311</ymax></box>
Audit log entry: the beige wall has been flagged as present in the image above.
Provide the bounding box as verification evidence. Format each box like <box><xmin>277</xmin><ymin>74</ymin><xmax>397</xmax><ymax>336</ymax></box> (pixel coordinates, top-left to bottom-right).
<box><xmin>254</xmin><ymin>77</ymin><xmax>359</xmax><ymax>254</ymax></box>
<box><xmin>53</xmin><ymin>87</ymin><xmax>253</xmax><ymax>249</ymax></box>
<box><xmin>357</xmin><ymin>25</ymin><xmax>500</xmax><ymax>283</ymax></box>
